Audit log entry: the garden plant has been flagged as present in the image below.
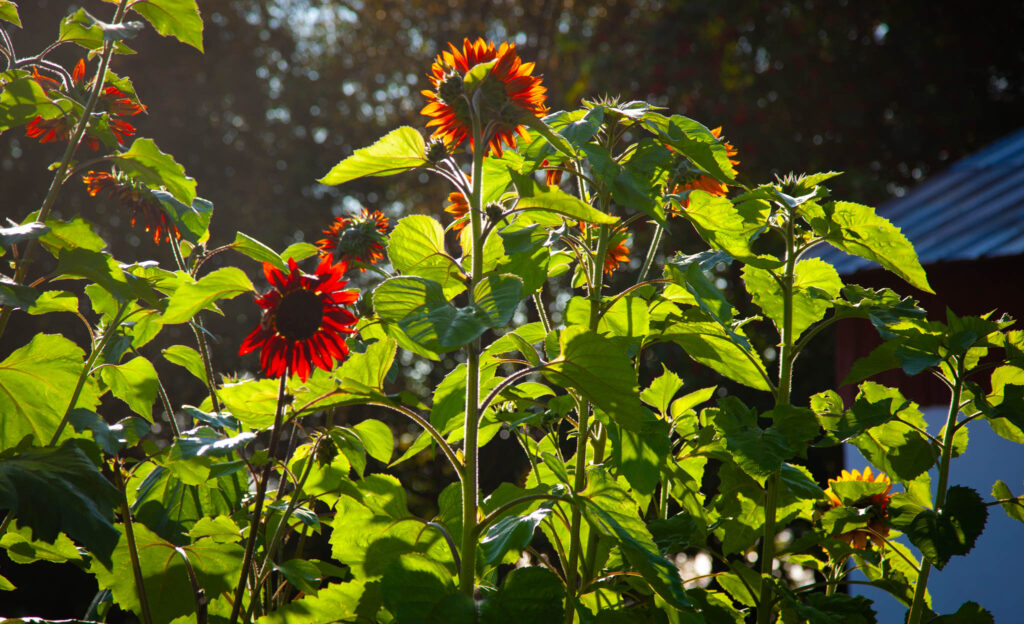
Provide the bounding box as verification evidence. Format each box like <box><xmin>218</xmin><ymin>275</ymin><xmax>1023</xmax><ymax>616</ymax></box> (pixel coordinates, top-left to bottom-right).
<box><xmin>2</xmin><ymin>3</ymin><xmax>1023</xmax><ymax>623</ymax></box>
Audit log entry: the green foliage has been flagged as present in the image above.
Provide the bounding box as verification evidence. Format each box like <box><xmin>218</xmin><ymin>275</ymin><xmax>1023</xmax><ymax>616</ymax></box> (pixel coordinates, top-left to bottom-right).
<box><xmin>319</xmin><ymin>126</ymin><xmax>428</xmax><ymax>185</ymax></box>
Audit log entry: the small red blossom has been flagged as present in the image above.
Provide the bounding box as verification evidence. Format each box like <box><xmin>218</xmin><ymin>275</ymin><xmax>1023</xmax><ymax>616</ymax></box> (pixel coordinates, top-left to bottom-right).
<box><xmin>316</xmin><ymin>208</ymin><xmax>389</xmax><ymax>271</ymax></box>
<box><xmin>239</xmin><ymin>258</ymin><xmax>360</xmax><ymax>382</ymax></box>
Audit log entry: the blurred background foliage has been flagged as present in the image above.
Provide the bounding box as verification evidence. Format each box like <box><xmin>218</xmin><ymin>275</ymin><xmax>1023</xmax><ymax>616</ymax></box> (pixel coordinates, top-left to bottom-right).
<box><xmin>4</xmin><ymin>0</ymin><xmax>1023</xmax><ymax>500</ymax></box>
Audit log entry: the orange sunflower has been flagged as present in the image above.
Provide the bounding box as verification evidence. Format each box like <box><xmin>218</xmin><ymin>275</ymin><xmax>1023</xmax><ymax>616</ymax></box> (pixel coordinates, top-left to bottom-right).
<box><xmin>444</xmin><ymin>190</ymin><xmax>470</xmax><ymax>243</ymax></box>
<box><xmin>668</xmin><ymin>126</ymin><xmax>739</xmax><ymax>215</ymax></box>
<box><xmin>316</xmin><ymin>208</ymin><xmax>389</xmax><ymax>271</ymax></box>
<box><xmin>823</xmin><ymin>467</ymin><xmax>893</xmax><ymax>550</ymax></box>
<box><xmin>421</xmin><ymin>38</ymin><xmax>548</xmax><ymax>156</ymax></box>
<box><xmin>82</xmin><ymin>171</ymin><xmax>180</xmax><ymax>244</ymax></box>
<box><xmin>239</xmin><ymin>258</ymin><xmax>360</xmax><ymax>382</ymax></box>
<box><xmin>578</xmin><ymin>223</ymin><xmax>629</xmax><ymax>275</ymax></box>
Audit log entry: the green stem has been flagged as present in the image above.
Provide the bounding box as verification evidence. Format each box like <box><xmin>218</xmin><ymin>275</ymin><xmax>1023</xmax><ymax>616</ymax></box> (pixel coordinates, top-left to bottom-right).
<box><xmin>458</xmin><ymin>112</ymin><xmax>487</xmax><ymax>597</ymax></box>
<box><xmin>757</xmin><ymin>205</ymin><xmax>798</xmax><ymax>624</ymax></box>
<box><xmin>0</xmin><ymin>0</ymin><xmax>130</xmax><ymax>341</ymax></box>
<box><xmin>637</xmin><ymin>222</ymin><xmax>664</xmax><ymax>283</ymax></box>
<box><xmin>50</xmin><ymin>302</ymin><xmax>130</xmax><ymax>445</ymax></box>
<box><xmin>116</xmin><ymin>467</ymin><xmax>154</xmax><ymax>624</ymax></box>
<box><xmin>229</xmin><ymin>374</ymin><xmax>288</xmax><ymax>624</ymax></box>
<box><xmin>907</xmin><ymin>357</ymin><xmax>965</xmax><ymax>624</ymax></box>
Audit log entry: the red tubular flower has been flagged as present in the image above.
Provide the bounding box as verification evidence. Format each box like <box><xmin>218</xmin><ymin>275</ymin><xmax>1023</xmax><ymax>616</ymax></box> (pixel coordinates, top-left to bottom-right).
<box><xmin>239</xmin><ymin>258</ymin><xmax>360</xmax><ymax>382</ymax></box>
<box><xmin>823</xmin><ymin>467</ymin><xmax>894</xmax><ymax>550</ymax></box>
<box><xmin>421</xmin><ymin>38</ymin><xmax>548</xmax><ymax>156</ymax></box>
<box><xmin>316</xmin><ymin>208</ymin><xmax>389</xmax><ymax>271</ymax></box>
<box><xmin>82</xmin><ymin>171</ymin><xmax>180</xmax><ymax>244</ymax></box>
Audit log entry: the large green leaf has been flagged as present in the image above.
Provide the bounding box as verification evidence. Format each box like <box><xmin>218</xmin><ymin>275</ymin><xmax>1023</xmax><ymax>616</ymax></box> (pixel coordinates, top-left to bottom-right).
<box><xmin>644</xmin><ymin>113</ymin><xmax>738</xmax><ymax>182</ymax></box>
<box><xmin>816</xmin><ymin>201</ymin><xmax>932</xmax><ymax>293</ymax></box>
<box><xmin>151</xmin><ymin>190</ymin><xmax>213</xmax><ymax>245</ymax></box>
<box><xmin>55</xmin><ymin>248</ymin><xmax>158</xmax><ymax>305</ymax></box>
<box><xmin>128</xmin><ymin>0</ymin><xmax>204</xmax><ymax>51</ymax></box>
<box><xmin>681</xmin><ymin>192</ymin><xmax>780</xmax><ymax>269</ymax></box>
<box><xmin>543</xmin><ymin>327</ymin><xmax>643</xmax><ymax>430</ymax></box>
<box><xmin>162</xmin><ymin>345</ymin><xmax>207</xmax><ymax>385</ymax></box>
<box><xmin>58</xmin><ymin>9</ymin><xmax>136</xmax><ymax>54</ymax></box>
<box><xmin>610</xmin><ymin>408</ymin><xmax>671</xmax><ymax>496</ymax></box>
<box><xmin>91</xmin><ymin>525</ymin><xmax>244</xmax><ymax>622</ymax></box>
<box><xmin>387</xmin><ymin>215</ymin><xmax>465</xmax><ymax>298</ymax></box>
<box><xmin>116</xmin><ymin>138</ymin><xmax>197</xmax><ymax>205</ymax></box>
<box><xmin>373</xmin><ymin>276</ymin><xmax>521</xmax><ymax>353</ymax></box>
<box><xmin>578</xmin><ymin>470</ymin><xmax>690</xmax><ymax>608</ymax></box>
<box><xmin>381</xmin><ymin>554</ymin><xmax>456</xmax><ymax>624</ymax></box>
<box><xmin>0</xmin><ymin>334</ymin><xmax>100</xmax><ymax>447</ymax></box>
<box><xmin>319</xmin><ymin>126</ymin><xmax>427</xmax><ymax>185</ymax></box>
<box><xmin>162</xmin><ymin>267</ymin><xmax>253</xmax><ymax>324</ymax></box>
<box><xmin>510</xmin><ymin>171</ymin><xmax>617</xmax><ymax>225</ymax></box>
<box><xmin>479</xmin><ymin>567</ymin><xmax>565</xmax><ymax>624</ymax></box>
<box><xmin>906</xmin><ymin>486</ymin><xmax>988</xmax><ymax>569</ymax></box>
<box><xmin>848</xmin><ymin>383</ymin><xmax>936</xmax><ymax>482</ymax></box>
<box><xmin>256</xmin><ymin>580</ymin><xmax>380</xmax><ymax>624</ymax></box>
<box><xmin>480</xmin><ymin>505</ymin><xmax>554</xmax><ymax>567</ymax></box>
<box><xmin>930</xmin><ymin>601</ymin><xmax>995</xmax><ymax>624</ymax></box>
<box><xmin>743</xmin><ymin>258</ymin><xmax>843</xmax><ymax>340</ymax></box>
<box><xmin>0</xmin><ymin>441</ymin><xmax>121</xmax><ymax>566</ymax></box>
<box><xmin>99</xmin><ymin>356</ymin><xmax>160</xmax><ymax>421</ymax></box>
<box><xmin>40</xmin><ymin>216</ymin><xmax>106</xmax><ymax>254</ymax></box>
<box><xmin>232</xmin><ymin>231</ymin><xmax>288</xmax><ymax>272</ymax></box>
<box><xmin>707</xmin><ymin>397</ymin><xmax>792</xmax><ymax>484</ymax></box>
<box><xmin>661</xmin><ymin>320</ymin><xmax>771</xmax><ymax>391</ymax></box>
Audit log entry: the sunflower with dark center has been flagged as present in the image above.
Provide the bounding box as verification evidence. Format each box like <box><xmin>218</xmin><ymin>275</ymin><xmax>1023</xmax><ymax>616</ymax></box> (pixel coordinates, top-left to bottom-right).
<box><xmin>239</xmin><ymin>257</ymin><xmax>360</xmax><ymax>382</ymax></box>
<box><xmin>421</xmin><ymin>38</ymin><xmax>548</xmax><ymax>156</ymax></box>
<box><xmin>82</xmin><ymin>171</ymin><xmax>180</xmax><ymax>244</ymax></box>
<box><xmin>316</xmin><ymin>208</ymin><xmax>389</xmax><ymax>270</ymax></box>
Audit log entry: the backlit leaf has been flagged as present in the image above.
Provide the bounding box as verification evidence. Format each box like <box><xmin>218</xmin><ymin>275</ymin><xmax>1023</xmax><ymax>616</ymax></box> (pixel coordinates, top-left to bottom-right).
<box><xmin>319</xmin><ymin>126</ymin><xmax>427</xmax><ymax>185</ymax></box>
<box><xmin>128</xmin><ymin>0</ymin><xmax>204</xmax><ymax>51</ymax></box>
<box><xmin>387</xmin><ymin>215</ymin><xmax>465</xmax><ymax>299</ymax></box>
<box><xmin>116</xmin><ymin>138</ymin><xmax>197</xmax><ymax>205</ymax></box>
<box><xmin>99</xmin><ymin>356</ymin><xmax>160</xmax><ymax>421</ymax></box>
<box><xmin>162</xmin><ymin>267</ymin><xmax>253</xmax><ymax>324</ymax></box>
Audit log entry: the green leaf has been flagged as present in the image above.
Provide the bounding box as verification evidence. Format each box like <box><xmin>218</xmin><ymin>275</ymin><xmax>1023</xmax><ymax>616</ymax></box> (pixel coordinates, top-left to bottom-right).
<box><xmin>151</xmin><ymin>190</ymin><xmax>213</xmax><ymax>245</ymax></box>
<box><xmin>99</xmin><ymin>356</ymin><xmax>160</xmax><ymax>421</ymax></box>
<box><xmin>848</xmin><ymin>383</ymin><xmax>935</xmax><ymax>482</ymax></box>
<box><xmin>0</xmin><ymin>71</ymin><xmax>64</xmax><ymax>132</ymax></box>
<box><xmin>479</xmin><ymin>567</ymin><xmax>565</xmax><ymax>624</ymax></box>
<box><xmin>0</xmin><ymin>1</ymin><xmax>20</xmax><ymax>27</ymax></box>
<box><xmin>565</xmin><ymin>295</ymin><xmax>650</xmax><ymax>338</ymax></box>
<box><xmin>0</xmin><ymin>275</ymin><xmax>37</xmax><ymax>310</ymax></box>
<box><xmin>991</xmin><ymin>480</ymin><xmax>1024</xmax><ymax>523</ymax></box>
<box><xmin>91</xmin><ymin>526</ymin><xmax>244</xmax><ymax>623</ymax></box>
<box><xmin>319</xmin><ymin>126</ymin><xmax>427</xmax><ymax>185</ymax></box>
<box><xmin>388</xmin><ymin>215</ymin><xmax>465</xmax><ymax>298</ymax></box>
<box><xmin>480</xmin><ymin>505</ymin><xmax>553</xmax><ymax>567</ymax></box>
<box><xmin>930</xmin><ymin>601</ymin><xmax>994</xmax><ymax>624</ymax></box>
<box><xmin>255</xmin><ymin>580</ymin><xmax>380</xmax><ymax>624</ymax></box>
<box><xmin>0</xmin><ymin>334</ymin><xmax>100</xmax><ymax>447</ymax></box>
<box><xmin>116</xmin><ymin>138</ymin><xmax>197</xmax><ymax>205</ymax></box>
<box><xmin>641</xmin><ymin>366</ymin><xmax>684</xmax><ymax>416</ymax></box>
<box><xmin>55</xmin><ymin>248</ymin><xmax>158</xmax><ymax>305</ymax></box>
<box><xmin>817</xmin><ymin>201</ymin><xmax>932</xmax><ymax>293</ymax></box>
<box><xmin>26</xmin><ymin>290</ymin><xmax>79</xmax><ymax>316</ymax></box>
<box><xmin>162</xmin><ymin>267</ymin><xmax>254</xmax><ymax>324</ymax></box>
<box><xmin>353</xmin><ymin>419</ymin><xmax>393</xmax><ymax>464</ymax></box>
<box><xmin>59</xmin><ymin>9</ymin><xmax>136</xmax><ymax>54</ymax></box>
<box><xmin>40</xmin><ymin>216</ymin><xmax>106</xmax><ymax>254</ymax></box>
<box><xmin>275</xmin><ymin>558</ymin><xmax>323</xmax><ymax>596</ymax></box>
<box><xmin>510</xmin><ymin>171</ymin><xmax>617</xmax><ymax>225</ymax></box>
<box><xmin>707</xmin><ymin>398</ymin><xmax>792</xmax><ymax>484</ymax></box>
<box><xmin>743</xmin><ymin>258</ymin><xmax>843</xmax><ymax>339</ymax></box>
<box><xmin>680</xmin><ymin>192</ymin><xmax>780</xmax><ymax>269</ymax></box>
<box><xmin>543</xmin><ymin>327</ymin><xmax>643</xmax><ymax>430</ymax></box>
<box><xmin>128</xmin><ymin>0</ymin><xmax>204</xmax><ymax>51</ymax></box>
<box><xmin>578</xmin><ymin>470</ymin><xmax>690</xmax><ymax>608</ymax></box>
<box><xmin>232</xmin><ymin>231</ymin><xmax>288</xmax><ymax>271</ymax></box>
<box><xmin>162</xmin><ymin>345</ymin><xmax>208</xmax><ymax>385</ymax></box>
<box><xmin>281</xmin><ymin>241</ymin><xmax>320</xmax><ymax>263</ymax></box>
<box><xmin>70</xmin><ymin>410</ymin><xmax>149</xmax><ymax>455</ymax></box>
<box><xmin>0</xmin><ymin>523</ymin><xmax>85</xmax><ymax>564</ymax></box>
<box><xmin>906</xmin><ymin>486</ymin><xmax>988</xmax><ymax>569</ymax></box>
<box><xmin>645</xmin><ymin>114</ymin><xmax>737</xmax><ymax>182</ymax></box>
<box><xmin>662</xmin><ymin>320</ymin><xmax>771</xmax><ymax>391</ymax></box>
<box><xmin>0</xmin><ymin>440</ymin><xmax>121</xmax><ymax>566</ymax></box>
<box><xmin>613</xmin><ymin>408</ymin><xmax>671</xmax><ymax>496</ymax></box>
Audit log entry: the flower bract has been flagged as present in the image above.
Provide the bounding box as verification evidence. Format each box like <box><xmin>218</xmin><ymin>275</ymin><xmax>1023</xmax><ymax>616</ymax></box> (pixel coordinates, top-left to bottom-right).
<box><xmin>239</xmin><ymin>258</ymin><xmax>360</xmax><ymax>382</ymax></box>
<box><xmin>316</xmin><ymin>208</ymin><xmax>389</xmax><ymax>271</ymax></box>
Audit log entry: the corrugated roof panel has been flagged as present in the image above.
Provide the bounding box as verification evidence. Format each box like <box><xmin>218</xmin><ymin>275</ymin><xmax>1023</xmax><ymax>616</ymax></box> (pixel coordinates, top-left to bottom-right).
<box><xmin>816</xmin><ymin>127</ymin><xmax>1024</xmax><ymax>274</ymax></box>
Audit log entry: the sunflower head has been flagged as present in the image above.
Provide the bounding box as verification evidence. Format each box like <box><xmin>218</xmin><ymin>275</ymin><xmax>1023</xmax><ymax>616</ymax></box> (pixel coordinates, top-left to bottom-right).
<box><xmin>421</xmin><ymin>38</ymin><xmax>548</xmax><ymax>156</ymax></box>
<box><xmin>82</xmin><ymin>170</ymin><xmax>180</xmax><ymax>244</ymax></box>
<box><xmin>821</xmin><ymin>467</ymin><xmax>894</xmax><ymax>550</ymax></box>
<box><xmin>316</xmin><ymin>209</ymin><xmax>389</xmax><ymax>271</ymax></box>
<box><xmin>239</xmin><ymin>257</ymin><xmax>360</xmax><ymax>381</ymax></box>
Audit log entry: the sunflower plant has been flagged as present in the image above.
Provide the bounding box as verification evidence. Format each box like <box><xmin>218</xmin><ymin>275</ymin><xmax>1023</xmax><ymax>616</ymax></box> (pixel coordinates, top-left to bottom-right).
<box><xmin>2</xmin><ymin>5</ymin><xmax>1023</xmax><ymax>624</ymax></box>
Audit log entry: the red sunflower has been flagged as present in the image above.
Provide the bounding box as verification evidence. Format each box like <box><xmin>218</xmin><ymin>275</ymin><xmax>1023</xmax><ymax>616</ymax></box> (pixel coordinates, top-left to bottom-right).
<box><xmin>421</xmin><ymin>38</ymin><xmax>548</xmax><ymax>156</ymax></box>
<box><xmin>82</xmin><ymin>171</ymin><xmax>180</xmax><ymax>244</ymax></box>
<box><xmin>239</xmin><ymin>258</ymin><xmax>360</xmax><ymax>382</ymax></box>
<box><xmin>316</xmin><ymin>208</ymin><xmax>389</xmax><ymax>270</ymax></box>
<box><xmin>604</xmin><ymin>239</ymin><xmax>630</xmax><ymax>275</ymax></box>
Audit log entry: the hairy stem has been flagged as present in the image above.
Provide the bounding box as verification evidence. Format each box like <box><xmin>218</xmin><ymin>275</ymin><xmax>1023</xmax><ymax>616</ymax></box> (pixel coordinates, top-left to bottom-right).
<box><xmin>116</xmin><ymin>467</ymin><xmax>154</xmax><ymax>624</ymax></box>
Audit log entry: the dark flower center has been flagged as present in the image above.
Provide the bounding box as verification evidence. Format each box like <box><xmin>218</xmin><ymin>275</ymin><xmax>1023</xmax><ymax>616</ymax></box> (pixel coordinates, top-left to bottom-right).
<box><xmin>275</xmin><ymin>288</ymin><xmax>324</xmax><ymax>341</ymax></box>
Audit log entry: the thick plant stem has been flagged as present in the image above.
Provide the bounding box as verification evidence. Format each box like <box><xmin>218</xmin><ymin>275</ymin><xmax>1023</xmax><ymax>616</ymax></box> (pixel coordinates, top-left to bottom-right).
<box><xmin>229</xmin><ymin>374</ymin><xmax>288</xmax><ymax>624</ymax></box>
<box><xmin>757</xmin><ymin>207</ymin><xmax>797</xmax><ymax>624</ymax></box>
<box><xmin>0</xmin><ymin>0</ymin><xmax>130</xmax><ymax>341</ymax></box>
<box><xmin>565</xmin><ymin>223</ymin><xmax>611</xmax><ymax>622</ymax></box>
<box><xmin>907</xmin><ymin>358</ymin><xmax>965</xmax><ymax>624</ymax></box>
<box><xmin>116</xmin><ymin>467</ymin><xmax>154</xmax><ymax>624</ymax></box>
<box><xmin>458</xmin><ymin>119</ymin><xmax>486</xmax><ymax>597</ymax></box>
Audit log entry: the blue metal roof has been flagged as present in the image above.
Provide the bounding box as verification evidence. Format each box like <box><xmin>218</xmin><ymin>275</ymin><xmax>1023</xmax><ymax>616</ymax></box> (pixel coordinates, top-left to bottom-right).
<box><xmin>818</xmin><ymin>127</ymin><xmax>1024</xmax><ymax>274</ymax></box>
